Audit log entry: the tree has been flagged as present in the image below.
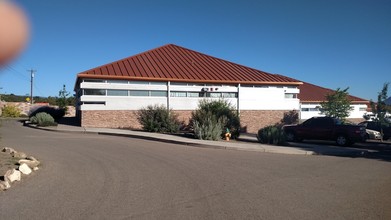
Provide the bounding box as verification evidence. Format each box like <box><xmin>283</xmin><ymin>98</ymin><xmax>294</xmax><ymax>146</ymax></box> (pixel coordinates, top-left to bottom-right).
<box><xmin>57</xmin><ymin>85</ymin><xmax>70</xmax><ymax>111</ymax></box>
<box><xmin>320</xmin><ymin>87</ymin><xmax>353</xmax><ymax>120</ymax></box>
<box><xmin>370</xmin><ymin>82</ymin><xmax>390</xmax><ymax>124</ymax></box>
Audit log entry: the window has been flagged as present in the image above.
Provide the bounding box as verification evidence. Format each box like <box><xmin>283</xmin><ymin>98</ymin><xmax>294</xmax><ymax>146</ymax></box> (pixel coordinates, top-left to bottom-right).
<box><xmin>222</xmin><ymin>92</ymin><xmax>237</xmax><ymax>98</ymax></box>
<box><xmin>206</xmin><ymin>93</ymin><xmax>222</xmax><ymax>98</ymax></box>
<box><xmin>130</xmin><ymin>90</ymin><xmax>149</xmax><ymax>96</ymax></box>
<box><xmin>83</xmin><ymin>79</ymin><xmax>105</xmax><ymax>83</ymax></box>
<box><xmin>170</xmin><ymin>92</ymin><xmax>187</xmax><ymax>97</ymax></box>
<box><xmin>107</xmin><ymin>90</ymin><xmax>128</xmax><ymax>96</ymax></box>
<box><xmin>285</xmin><ymin>93</ymin><xmax>297</xmax><ymax>99</ymax></box>
<box><xmin>82</xmin><ymin>101</ymin><xmax>106</xmax><ymax>105</ymax></box>
<box><xmin>188</xmin><ymin>92</ymin><xmax>202</xmax><ymax>97</ymax></box>
<box><xmin>359</xmin><ymin>107</ymin><xmax>367</xmax><ymax>111</ymax></box>
<box><xmin>150</xmin><ymin>91</ymin><xmax>167</xmax><ymax>97</ymax></box>
<box><xmin>84</xmin><ymin>89</ymin><xmax>106</xmax><ymax>96</ymax></box>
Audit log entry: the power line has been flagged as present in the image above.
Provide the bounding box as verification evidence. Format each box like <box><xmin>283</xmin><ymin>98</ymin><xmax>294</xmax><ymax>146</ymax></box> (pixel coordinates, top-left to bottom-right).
<box><xmin>3</xmin><ymin>65</ymin><xmax>30</xmax><ymax>81</ymax></box>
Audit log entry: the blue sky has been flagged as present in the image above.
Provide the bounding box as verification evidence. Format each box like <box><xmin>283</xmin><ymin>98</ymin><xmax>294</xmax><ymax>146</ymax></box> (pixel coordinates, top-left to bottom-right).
<box><xmin>1</xmin><ymin>0</ymin><xmax>390</xmax><ymax>101</ymax></box>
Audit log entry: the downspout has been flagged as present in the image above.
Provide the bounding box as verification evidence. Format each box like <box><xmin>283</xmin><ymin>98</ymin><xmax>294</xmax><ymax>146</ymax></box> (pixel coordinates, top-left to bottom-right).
<box><xmin>167</xmin><ymin>81</ymin><xmax>171</xmax><ymax>110</ymax></box>
<box><xmin>237</xmin><ymin>83</ymin><xmax>240</xmax><ymax>114</ymax></box>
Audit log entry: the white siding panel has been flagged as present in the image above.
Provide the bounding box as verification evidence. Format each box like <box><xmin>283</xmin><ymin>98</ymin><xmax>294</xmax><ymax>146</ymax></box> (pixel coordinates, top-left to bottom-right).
<box><xmin>239</xmin><ymin>87</ymin><xmax>300</xmax><ymax>110</ymax></box>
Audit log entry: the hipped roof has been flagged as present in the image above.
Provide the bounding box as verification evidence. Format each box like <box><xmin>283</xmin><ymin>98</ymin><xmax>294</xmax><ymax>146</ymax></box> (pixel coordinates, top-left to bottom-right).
<box><xmin>75</xmin><ymin>44</ymin><xmax>302</xmax><ymax>87</ymax></box>
<box><xmin>299</xmin><ymin>81</ymin><xmax>369</xmax><ymax>103</ymax></box>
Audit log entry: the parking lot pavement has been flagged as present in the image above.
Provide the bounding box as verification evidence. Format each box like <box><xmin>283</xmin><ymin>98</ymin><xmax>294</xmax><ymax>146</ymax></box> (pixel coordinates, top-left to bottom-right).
<box><xmin>23</xmin><ymin>120</ymin><xmax>389</xmax><ymax>158</ymax></box>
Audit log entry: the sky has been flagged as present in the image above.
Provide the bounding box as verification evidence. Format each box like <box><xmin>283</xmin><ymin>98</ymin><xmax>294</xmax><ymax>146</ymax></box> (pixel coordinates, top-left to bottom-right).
<box><xmin>0</xmin><ymin>0</ymin><xmax>390</xmax><ymax>101</ymax></box>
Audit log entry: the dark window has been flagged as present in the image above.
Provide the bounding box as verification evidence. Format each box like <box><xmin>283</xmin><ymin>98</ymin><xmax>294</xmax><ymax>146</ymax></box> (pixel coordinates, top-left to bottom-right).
<box><xmin>84</xmin><ymin>89</ymin><xmax>106</xmax><ymax>96</ymax></box>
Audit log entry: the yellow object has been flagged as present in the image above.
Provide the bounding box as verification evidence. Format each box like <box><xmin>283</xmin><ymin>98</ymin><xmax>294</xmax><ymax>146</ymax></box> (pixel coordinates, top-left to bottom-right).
<box><xmin>225</xmin><ymin>132</ymin><xmax>231</xmax><ymax>141</ymax></box>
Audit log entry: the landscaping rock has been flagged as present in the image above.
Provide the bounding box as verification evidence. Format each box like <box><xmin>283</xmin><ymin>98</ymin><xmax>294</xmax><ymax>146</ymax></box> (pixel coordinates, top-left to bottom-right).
<box><xmin>11</xmin><ymin>151</ymin><xmax>27</xmax><ymax>159</ymax></box>
<box><xmin>2</xmin><ymin>147</ymin><xmax>16</xmax><ymax>154</ymax></box>
<box><xmin>5</xmin><ymin>169</ymin><xmax>21</xmax><ymax>182</ymax></box>
<box><xmin>18</xmin><ymin>159</ymin><xmax>40</xmax><ymax>169</ymax></box>
<box><xmin>19</xmin><ymin>163</ymin><xmax>32</xmax><ymax>175</ymax></box>
<box><xmin>26</xmin><ymin>156</ymin><xmax>38</xmax><ymax>161</ymax></box>
<box><xmin>0</xmin><ymin>180</ymin><xmax>11</xmax><ymax>191</ymax></box>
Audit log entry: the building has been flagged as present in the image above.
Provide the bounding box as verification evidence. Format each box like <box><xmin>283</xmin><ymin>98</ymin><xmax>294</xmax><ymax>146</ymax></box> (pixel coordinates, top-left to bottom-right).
<box><xmin>74</xmin><ymin>44</ymin><xmax>302</xmax><ymax>133</ymax></box>
<box><xmin>298</xmin><ymin>81</ymin><xmax>369</xmax><ymax>123</ymax></box>
<box><xmin>74</xmin><ymin>44</ymin><xmax>369</xmax><ymax>132</ymax></box>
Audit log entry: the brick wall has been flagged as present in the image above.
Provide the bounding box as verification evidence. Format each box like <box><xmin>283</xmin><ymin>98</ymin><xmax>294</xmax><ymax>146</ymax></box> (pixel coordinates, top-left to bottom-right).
<box><xmin>240</xmin><ymin>110</ymin><xmax>287</xmax><ymax>133</ymax></box>
<box><xmin>79</xmin><ymin>109</ymin><xmax>366</xmax><ymax>134</ymax></box>
<box><xmin>81</xmin><ymin>110</ymin><xmax>141</xmax><ymax>129</ymax></box>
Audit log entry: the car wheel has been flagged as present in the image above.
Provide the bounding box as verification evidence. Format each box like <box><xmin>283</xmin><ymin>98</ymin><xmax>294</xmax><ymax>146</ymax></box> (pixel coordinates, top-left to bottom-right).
<box><xmin>285</xmin><ymin>132</ymin><xmax>296</xmax><ymax>142</ymax></box>
<box><xmin>336</xmin><ymin>135</ymin><xmax>350</xmax><ymax>146</ymax></box>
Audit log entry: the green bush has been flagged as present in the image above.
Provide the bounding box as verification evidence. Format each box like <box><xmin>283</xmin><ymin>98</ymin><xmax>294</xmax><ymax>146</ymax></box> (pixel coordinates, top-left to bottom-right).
<box><xmin>193</xmin><ymin>112</ymin><xmax>225</xmax><ymax>140</ymax></box>
<box><xmin>30</xmin><ymin>112</ymin><xmax>57</xmax><ymax>127</ymax></box>
<box><xmin>1</xmin><ymin>105</ymin><xmax>21</xmax><ymax>118</ymax></box>
<box><xmin>29</xmin><ymin>106</ymin><xmax>65</xmax><ymax>122</ymax></box>
<box><xmin>191</xmin><ymin>99</ymin><xmax>240</xmax><ymax>140</ymax></box>
<box><xmin>137</xmin><ymin>105</ymin><xmax>180</xmax><ymax>133</ymax></box>
<box><xmin>257</xmin><ymin>125</ymin><xmax>286</xmax><ymax>146</ymax></box>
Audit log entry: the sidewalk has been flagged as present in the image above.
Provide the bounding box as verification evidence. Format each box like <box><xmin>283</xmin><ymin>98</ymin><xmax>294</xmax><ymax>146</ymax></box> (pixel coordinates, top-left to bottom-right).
<box><xmin>28</xmin><ymin>122</ymin><xmax>369</xmax><ymax>156</ymax></box>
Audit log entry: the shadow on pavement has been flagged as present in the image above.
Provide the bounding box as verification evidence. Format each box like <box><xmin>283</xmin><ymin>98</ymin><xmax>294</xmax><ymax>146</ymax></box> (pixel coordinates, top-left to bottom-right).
<box><xmin>288</xmin><ymin>140</ymin><xmax>391</xmax><ymax>162</ymax></box>
<box><xmin>57</xmin><ymin>117</ymin><xmax>80</xmax><ymax>126</ymax></box>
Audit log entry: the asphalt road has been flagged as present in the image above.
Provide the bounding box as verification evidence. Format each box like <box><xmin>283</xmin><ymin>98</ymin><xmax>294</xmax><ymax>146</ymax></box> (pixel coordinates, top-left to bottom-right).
<box><xmin>1</xmin><ymin>119</ymin><xmax>391</xmax><ymax>219</ymax></box>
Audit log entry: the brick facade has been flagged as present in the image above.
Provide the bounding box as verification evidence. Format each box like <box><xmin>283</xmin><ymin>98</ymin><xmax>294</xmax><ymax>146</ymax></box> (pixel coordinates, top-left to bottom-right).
<box><xmin>239</xmin><ymin>110</ymin><xmax>287</xmax><ymax>133</ymax></box>
<box><xmin>81</xmin><ymin>110</ymin><xmax>141</xmax><ymax>129</ymax></box>
<box><xmin>80</xmin><ymin>109</ymin><xmax>287</xmax><ymax>134</ymax></box>
<box><xmin>79</xmin><ymin>109</ymin><xmax>366</xmax><ymax>134</ymax></box>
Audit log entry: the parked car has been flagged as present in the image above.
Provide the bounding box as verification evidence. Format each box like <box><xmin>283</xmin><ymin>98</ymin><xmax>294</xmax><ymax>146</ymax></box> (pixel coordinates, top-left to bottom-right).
<box><xmin>283</xmin><ymin>117</ymin><xmax>366</xmax><ymax>146</ymax></box>
<box><xmin>358</xmin><ymin>121</ymin><xmax>391</xmax><ymax>140</ymax></box>
<box><xmin>365</xmin><ymin>129</ymin><xmax>382</xmax><ymax>140</ymax></box>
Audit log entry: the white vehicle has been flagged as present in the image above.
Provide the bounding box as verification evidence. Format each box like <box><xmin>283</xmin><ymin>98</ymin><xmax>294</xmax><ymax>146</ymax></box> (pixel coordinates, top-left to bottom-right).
<box><xmin>365</xmin><ymin>129</ymin><xmax>382</xmax><ymax>140</ymax></box>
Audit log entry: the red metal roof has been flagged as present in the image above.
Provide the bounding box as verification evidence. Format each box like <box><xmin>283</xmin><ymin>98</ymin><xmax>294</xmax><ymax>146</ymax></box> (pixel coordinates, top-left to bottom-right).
<box><xmin>76</xmin><ymin>44</ymin><xmax>302</xmax><ymax>86</ymax></box>
<box><xmin>298</xmin><ymin>81</ymin><xmax>369</xmax><ymax>103</ymax></box>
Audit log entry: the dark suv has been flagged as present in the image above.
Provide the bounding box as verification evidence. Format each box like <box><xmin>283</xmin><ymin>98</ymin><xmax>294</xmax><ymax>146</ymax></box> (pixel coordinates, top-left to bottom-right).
<box><xmin>358</xmin><ymin>121</ymin><xmax>391</xmax><ymax>140</ymax></box>
<box><xmin>283</xmin><ymin>117</ymin><xmax>366</xmax><ymax>146</ymax></box>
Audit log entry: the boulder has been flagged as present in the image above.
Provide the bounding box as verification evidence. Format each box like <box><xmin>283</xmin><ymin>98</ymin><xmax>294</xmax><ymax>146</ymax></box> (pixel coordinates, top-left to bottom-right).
<box><xmin>11</xmin><ymin>151</ymin><xmax>27</xmax><ymax>159</ymax></box>
<box><xmin>0</xmin><ymin>180</ymin><xmax>11</xmax><ymax>191</ymax></box>
<box><xmin>5</xmin><ymin>169</ymin><xmax>21</xmax><ymax>182</ymax></box>
<box><xmin>18</xmin><ymin>159</ymin><xmax>40</xmax><ymax>169</ymax></box>
<box><xmin>26</xmin><ymin>156</ymin><xmax>38</xmax><ymax>161</ymax></box>
<box><xmin>2</xmin><ymin>147</ymin><xmax>16</xmax><ymax>154</ymax></box>
<box><xmin>19</xmin><ymin>163</ymin><xmax>32</xmax><ymax>175</ymax></box>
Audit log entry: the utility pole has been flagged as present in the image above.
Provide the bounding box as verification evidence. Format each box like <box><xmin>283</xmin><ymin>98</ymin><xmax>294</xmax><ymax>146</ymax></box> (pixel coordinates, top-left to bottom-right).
<box><xmin>28</xmin><ymin>69</ymin><xmax>36</xmax><ymax>104</ymax></box>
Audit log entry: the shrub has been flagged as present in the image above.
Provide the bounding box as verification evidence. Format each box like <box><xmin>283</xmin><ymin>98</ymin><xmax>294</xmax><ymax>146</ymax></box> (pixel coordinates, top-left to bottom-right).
<box><xmin>30</xmin><ymin>112</ymin><xmax>57</xmax><ymax>127</ymax></box>
<box><xmin>29</xmin><ymin>106</ymin><xmax>65</xmax><ymax>122</ymax></box>
<box><xmin>191</xmin><ymin>99</ymin><xmax>240</xmax><ymax>140</ymax></box>
<box><xmin>281</xmin><ymin>110</ymin><xmax>299</xmax><ymax>125</ymax></box>
<box><xmin>257</xmin><ymin>125</ymin><xmax>286</xmax><ymax>146</ymax></box>
<box><xmin>1</xmin><ymin>105</ymin><xmax>21</xmax><ymax>118</ymax></box>
<box><xmin>193</xmin><ymin>112</ymin><xmax>225</xmax><ymax>140</ymax></box>
<box><xmin>137</xmin><ymin>105</ymin><xmax>180</xmax><ymax>133</ymax></box>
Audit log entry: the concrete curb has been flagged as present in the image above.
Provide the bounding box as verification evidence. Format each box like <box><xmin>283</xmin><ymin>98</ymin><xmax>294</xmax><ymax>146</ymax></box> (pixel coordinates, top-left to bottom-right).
<box><xmin>24</xmin><ymin>123</ymin><xmax>318</xmax><ymax>155</ymax></box>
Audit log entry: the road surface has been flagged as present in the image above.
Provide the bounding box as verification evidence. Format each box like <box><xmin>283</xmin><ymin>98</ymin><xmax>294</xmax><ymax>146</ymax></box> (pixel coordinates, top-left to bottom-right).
<box><xmin>1</xmin><ymin>119</ymin><xmax>391</xmax><ymax>219</ymax></box>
